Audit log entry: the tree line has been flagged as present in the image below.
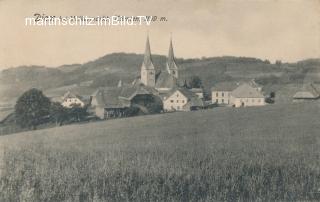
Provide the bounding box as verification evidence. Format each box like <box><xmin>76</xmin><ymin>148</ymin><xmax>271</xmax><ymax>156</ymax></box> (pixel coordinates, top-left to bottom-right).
<box><xmin>14</xmin><ymin>88</ymin><xmax>88</xmax><ymax>130</ymax></box>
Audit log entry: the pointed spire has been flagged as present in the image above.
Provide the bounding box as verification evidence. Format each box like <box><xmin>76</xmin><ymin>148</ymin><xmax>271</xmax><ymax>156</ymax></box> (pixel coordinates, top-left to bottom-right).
<box><xmin>142</xmin><ymin>34</ymin><xmax>154</xmax><ymax>69</ymax></box>
<box><xmin>168</xmin><ymin>36</ymin><xmax>175</xmax><ymax>65</ymax></box>
<box><xmin>166</xmin><ymin>35</ymin><xmax>178</xmax><ymax>78</ymax></box>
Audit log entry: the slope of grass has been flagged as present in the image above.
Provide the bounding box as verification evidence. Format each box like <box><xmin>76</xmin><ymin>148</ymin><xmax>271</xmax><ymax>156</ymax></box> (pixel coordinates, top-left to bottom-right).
<box><xmin>0</xmin><ymin>103</ymin><xmax>320</xmax><ymax>201</ymax></box>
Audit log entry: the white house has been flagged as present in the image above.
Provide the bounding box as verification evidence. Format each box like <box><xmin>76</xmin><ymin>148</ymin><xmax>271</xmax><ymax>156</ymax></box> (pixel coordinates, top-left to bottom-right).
<box><xmin>229</xmin><ymin>83</ymin><xmax>265</xmax><ymax>107</ymax></box>
<box><xmin>211</xmin><ymin>82</ymin><xmax>239</xmax><ymax>105</ymax></box>
<box><xmin>61</xmin><ymin>91</ymin><xmax>89</xmax><ymax>108</ymax></box>
<box><xmin>163</xmin><ymin>88</ymin><xmax>204</xmax><ymax>111</ymax></box>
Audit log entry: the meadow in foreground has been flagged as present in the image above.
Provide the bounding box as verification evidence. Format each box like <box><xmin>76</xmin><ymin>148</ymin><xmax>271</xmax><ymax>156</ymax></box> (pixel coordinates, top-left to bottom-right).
<box><xmin>0</xmin><ymin>103</ymin><xmax>319</xmax><ymax>201</ymax></box>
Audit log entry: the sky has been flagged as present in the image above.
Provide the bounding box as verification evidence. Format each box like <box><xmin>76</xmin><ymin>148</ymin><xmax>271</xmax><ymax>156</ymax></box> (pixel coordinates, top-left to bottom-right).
<box><xmin>0</xmin><ymin>0</ymin><xmax>319</xmax><ymax>69</ymax></box>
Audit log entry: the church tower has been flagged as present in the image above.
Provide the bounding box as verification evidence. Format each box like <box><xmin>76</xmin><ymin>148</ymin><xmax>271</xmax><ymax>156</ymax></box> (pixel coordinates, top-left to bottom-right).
<box><xmin>166</xmin><ymin>37</ymin><xmax>179</xmax><ymax>79</ymax></box>
<box><xmin>140</xmin><ymin>35</ymin><xmax>155</xmax><ymax>87</ymax></box>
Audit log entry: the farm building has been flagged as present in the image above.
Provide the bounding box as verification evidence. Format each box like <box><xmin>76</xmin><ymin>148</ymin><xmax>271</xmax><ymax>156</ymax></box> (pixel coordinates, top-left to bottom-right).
<box><xmin>230</xmin><ymin>83</ymin><xmax>266</xmax><ymax>107</ymax></box>
<box><xmin>293</xmin><ymin>83</ymin><xmax>320</xmax><ymax>101</ymax></box>
<box><xmin>91</xmin><ymin>83</ymin><xmax>162</xmax><ymax>119</ymax></box>
<box><xmin>211</xmin><ymin>82</ymin><xmax>239</xmax><ymax>105</ymax></box>
<box><xmin>163</xmin><ymin>88</ymin><xmax>204</xmax><ymax>111</ymax></box>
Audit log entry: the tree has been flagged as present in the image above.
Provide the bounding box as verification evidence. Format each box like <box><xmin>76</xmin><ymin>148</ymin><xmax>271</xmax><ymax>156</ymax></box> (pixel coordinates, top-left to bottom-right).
<box><xmin>188</xmin><ymin>76</ymin><xmax>203</xmax><ymax>88</ymax></box>
<box><xmin>68</xmin><ymin>104</ymin><xmax>88</xmax><ymax>122</ymax></box>
<box><xmin>15</xmin><ymin>88</ymin><xmax>51</xmax><ymax>129</ymax></box>
<box><xmin>50</xmin><ymin>102</ymin><xmax>68</xmax><ymax>126</ymax></box>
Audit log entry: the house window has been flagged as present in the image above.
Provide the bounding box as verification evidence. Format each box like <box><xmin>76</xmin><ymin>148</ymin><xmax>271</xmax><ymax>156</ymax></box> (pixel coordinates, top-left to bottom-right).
<box><xmin>222</xmin><ymin>99</ymin><xmax>224</xmax><ymax>103</ymax></box>
<box><xmin>258</xmin><ymin>99</ymin><xmax>260</xmax><ymax>103</ymax></box>
<box><xmin>252</xmin><ymin>99</ymin><xmax>254</xmax><ymax>103</ymax></box>
<box><xmin>176</xmin><ymin>94</ymin><xmax>179</xmax><ymax>97</ymax></box>
<box><xmin>170</xmin><ymin>100</ymin><xmax>174</xmax><ymax>103</ymax></box>
<box><xmin>177</xmin><ymin>106</ymin><xmax>180</xmax><ymax>110</ymax></box>
<box><xmin>222</xmin><ymin>92</ymin><xmax>224</xmax><ymax>97</ymax></box>
<box><xmin>182</xmin><ymin>100</ymin><xmax>185</xmax><ymax>103</ymax></box>
<box><xmin>176</xmin><ymin>100</ymin><xmax>179</xmax><ymax>103</ymax></box>
<box><xmin>216</xmin><ymin>99</ymin><xmax>218</xmax><ymax>103</ymax></box>
<box><xmin>216</xmin><ymin>92</ymin><xmax>218</xmax><ymax>97</ymax></box>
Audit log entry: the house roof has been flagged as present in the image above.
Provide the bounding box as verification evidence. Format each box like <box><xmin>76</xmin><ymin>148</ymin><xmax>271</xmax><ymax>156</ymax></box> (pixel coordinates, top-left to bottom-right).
<box><xmin>155</xmin><ymin>71</ymin><xmax>177</xmax><ymax>89</ymax></box>
<box><xmin>211</xmin><ymin>82</ymin><xmax>239</xmax><ymax>91</ymax></box>
<box><xmin>293</xmin><ymin>83</ymin><xmax>320</xmax><ymax>99</ymax></box>
<box><xmin>231</xmin><ymin>83</ymin><xmax>264</xmax><ymax>98</ymax></box>
<box><xmin>94</xmin><ymin>87</ymin><xmax>124</xmax><ymax>108</ymax></box>
<box><xmin>166</xmin><ymin>88</ymin><xmax>204</xmax><ymax>107</ymax></box>
<box><xmin>62</xmin><ymin>91</ymin><xmax>91</xmax><ymax>104</ymax></box>
<box><xmin>94</xmin><ymin>83</ymin><xmax>156</xmax><ymax>108</ymax></box>
<box><xmin>190</xmin><ymin>88</ymin><xmax>203</xmax><ymax>93</ymax></box>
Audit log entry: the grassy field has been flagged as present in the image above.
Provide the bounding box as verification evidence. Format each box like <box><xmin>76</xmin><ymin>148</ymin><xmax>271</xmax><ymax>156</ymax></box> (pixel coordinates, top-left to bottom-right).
<box><xmin>0</xmin><ymin>102</ymin><xmax>319</xmax><ymax>201</ymax></box>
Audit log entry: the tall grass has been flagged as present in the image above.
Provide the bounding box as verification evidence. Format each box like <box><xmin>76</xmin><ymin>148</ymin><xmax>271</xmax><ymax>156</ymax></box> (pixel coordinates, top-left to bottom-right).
<box><xmin>0</xmin><ymin>103</ymin><xmax>319</xmax><ymax>201</ymax></box>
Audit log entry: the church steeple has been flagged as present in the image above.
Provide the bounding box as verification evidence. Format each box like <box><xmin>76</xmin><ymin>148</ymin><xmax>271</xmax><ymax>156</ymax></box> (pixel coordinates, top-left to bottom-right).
<box><xmin>140</xmin><ymin>34</ymin><xmax>155</xmax><ymax>87</ymax></box>
<box><xmin>166</xmin><ymin>36</ymin><xmax>179</xmax><ymax>78</ymax></box>
<box><xmin>142</xmin><ymin>35</ymin><xmax>155</xmax><ymax>70</ymax></box>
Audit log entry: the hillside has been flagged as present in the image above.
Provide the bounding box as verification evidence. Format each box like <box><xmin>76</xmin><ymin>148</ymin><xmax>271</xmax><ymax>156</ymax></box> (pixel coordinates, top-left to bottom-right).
<box><xmin>0</xmin><ymin>103</ymin><xmax>320</xmax><ymax>201</ymax></box>
<box><xmin>0</xmin><ymin>53</ymin><xmax>319</xmax><ymax>106</ymax></box>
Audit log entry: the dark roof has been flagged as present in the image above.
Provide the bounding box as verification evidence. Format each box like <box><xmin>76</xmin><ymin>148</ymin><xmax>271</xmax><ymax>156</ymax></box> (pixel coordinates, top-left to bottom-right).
<box><xmin>211</xmin><ymin>82</ymin><xmax>239</xmax><ymax>91</ymax></box>
<box><xmin>155</xmin><ymin>71</ymin><xmax>177</xmax><ymax>89</ymax></box>
<box><xmin>293</xmin><ymin>83</ymin><xmax>320</xmax><ymax>99</ymax></box>
<box><xmin>94</xmin><ymin>87</ymin><xmax>124</xmax><ymax>108</ymax></box>
<box><xmin>93</xmin><ymin>83</ymin><xmax>156</xmax><ymax>108</ymax></box>
<box><xmin>231</xmin><ymin>83</ymin><xmax>264</xmax><ymax>98</ymax></box>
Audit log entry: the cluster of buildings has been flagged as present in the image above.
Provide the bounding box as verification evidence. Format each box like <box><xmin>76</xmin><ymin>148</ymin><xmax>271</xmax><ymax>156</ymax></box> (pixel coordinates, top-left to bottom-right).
<box><xmin>51</xmin><ymin>36</ymin><xmax>275</xmax><ymax>120</ymax></box>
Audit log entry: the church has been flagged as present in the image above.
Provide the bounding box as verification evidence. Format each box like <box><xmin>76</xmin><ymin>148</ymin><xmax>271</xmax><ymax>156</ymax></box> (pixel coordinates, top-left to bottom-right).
<box><xmin>89</xmin><ymin>35</ymin><xmax>205</xmax><ymax>119</ymax></box>
<box><xmin>139</xmin><ymin>35</ymin><xmax>204</xmax><ymax>111</ymax></box>
<box><xmin>140</xmin><ymin>35</ymin><xmax>179</xmax><ymax>93</ymax></box>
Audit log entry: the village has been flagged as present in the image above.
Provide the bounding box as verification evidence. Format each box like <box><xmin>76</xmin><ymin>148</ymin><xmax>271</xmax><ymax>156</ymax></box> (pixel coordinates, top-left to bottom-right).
<box><xmin>44</xmin><ymin>36</ymin><xmax>319</xmax><ymax>121</ymax></box>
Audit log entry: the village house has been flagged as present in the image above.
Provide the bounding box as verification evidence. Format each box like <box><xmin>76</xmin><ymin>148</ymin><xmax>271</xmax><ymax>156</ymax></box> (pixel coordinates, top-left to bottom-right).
<box><xmin>61</xmin><ymin>91</ymin><xmax>90</xmax><ymax>108</ymax></box>
<box><xmin>293</xmin><ymin>83</ymin><xmax>320</xmax><ymax>102</ymax></box>
<box><xmin>211</xmin><ymin>82</ymin><xmax>239</xmax><ymax>105</ymax></box>
<box><xmin>229</xmin><ymin>83</ymin><xmax>265</xmax><ymax>107</ymax></box>
<box><xmin>163</xmin><ymin>88</ymin><xmax>204</xmax><ymax>111</ymax></box>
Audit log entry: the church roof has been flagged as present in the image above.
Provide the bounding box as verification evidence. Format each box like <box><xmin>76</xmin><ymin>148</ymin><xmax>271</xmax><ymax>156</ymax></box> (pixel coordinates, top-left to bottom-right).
<box><xmin>155</xmin><ymin>71</ymin><xmax>177</xmax><ymax>89</ymax></box>
<box><xmin>166</xmin><ymin>38</ymin><xmax>178</xmax><ymax>71</ymax></box>
<box><xmin>231</xmin><ymin>83</ymin><xmax>264</xmax><ymax>98</ymax></box>
<box><xmin>141</xmin><ymin>36</ymin><xmax>155</xmax><ymax>70</ymax></box>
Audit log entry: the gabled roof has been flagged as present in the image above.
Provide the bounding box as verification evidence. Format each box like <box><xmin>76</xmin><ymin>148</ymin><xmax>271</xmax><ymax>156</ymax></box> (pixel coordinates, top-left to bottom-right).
<box><xmin>166</xmin><ymin>88</ymin><xmax>204</xmax><ymax>107</ymax></box>
<box><xmin>155</xmin><ymin>71</ymin><xmax>177</xmax><ymax>89</ymax></box>
<box><xmin>141</xmin><ymin>35</ymin><xmax>155</xmax><ymax>70</ymax></box>
<box><xmin>62</xmin><ymin>91</ymin><xmax>80</xmax><ymax>99</ymax></box>
<box><xmin>93</xmin><ymin>83</ymin><xmax>156</xmax><ymax>108</ymax></box>
<box><xmin>211</xmin><ymin>82</ymin><xmax>239</xmax><ymax>91</ymax></box>
<box><xmin>94</xmin><ymin>87</ymin><xmax>124</xmax><ymax>108</ymax></box>
<box><xmin>293</xmin><ymin>83</ymin><xmax>320</xmax><ymax>99</ymax></box>
<box><xmin>231</xmin><ymin>83</ymin><xmax>264</xmax><ymax>98</ymax></box>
